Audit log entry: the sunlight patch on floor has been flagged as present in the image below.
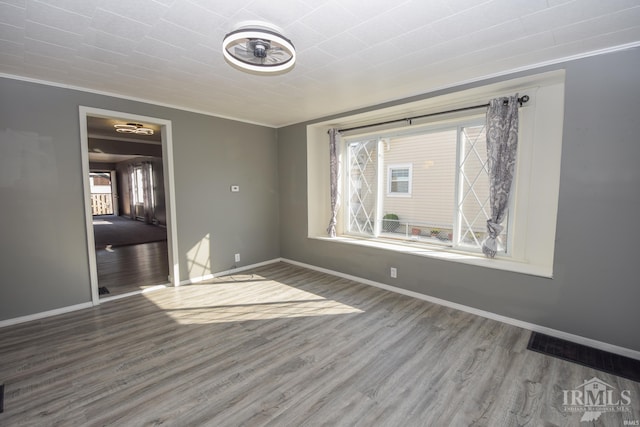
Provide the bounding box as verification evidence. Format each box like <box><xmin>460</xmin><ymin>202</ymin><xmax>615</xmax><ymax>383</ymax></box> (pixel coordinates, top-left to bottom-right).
<box><xmin>160</xmin><ymin>299</ymin><xmax>362</xmax><ymax>325</ymax></box>
<box><xmin>143</xmin><ymin>273</ymin><xmax>364</xmax><ymax>324</ymax></box>
<box><xmin>93</xmin><ymin>219</ymin><xmax>113</xmax><ymax>225</ymax></box>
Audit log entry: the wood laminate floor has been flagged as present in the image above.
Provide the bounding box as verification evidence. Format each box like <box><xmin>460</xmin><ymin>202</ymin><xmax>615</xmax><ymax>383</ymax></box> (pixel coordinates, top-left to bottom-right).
<box><xmin>96</xmin><ymin>240</ymin><xmax>169</xmax><ymax>297</ymax></box>
<box><xmin>1</xmin><ymin>262</ymin><xmax>638</xmax><ymax>426</ymax></box>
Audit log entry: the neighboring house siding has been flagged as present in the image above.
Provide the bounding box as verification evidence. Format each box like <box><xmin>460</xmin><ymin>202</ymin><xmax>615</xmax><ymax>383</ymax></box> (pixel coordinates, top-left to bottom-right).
<box><xmin>382</xmin><ymin>129</ymin><xmax>457</xmax><ymax>229</ymax></box>
<box><xmin>382</xmin><ymin>125</ymin><xmax>490</xmax><ymax>234</ymax></box>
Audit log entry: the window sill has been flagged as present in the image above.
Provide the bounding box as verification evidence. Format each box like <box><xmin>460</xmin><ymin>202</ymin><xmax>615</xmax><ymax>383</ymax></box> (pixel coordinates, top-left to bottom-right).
<box><xmin>310</xmin><ymin>235</ymin><xmax>553</xmax><ymax>278</ymax></box>
<box><xmin>386</xmin><ymin>193</ymin><xmax>411</xmax><ymax>198</ymax></box>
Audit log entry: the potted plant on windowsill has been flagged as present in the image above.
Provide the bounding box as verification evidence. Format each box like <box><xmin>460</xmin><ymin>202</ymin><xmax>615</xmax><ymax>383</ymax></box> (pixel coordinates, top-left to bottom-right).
<box><xmin>382</xmin><ymin>213</ymin><xmax>400</xmax><ymax>232</ymax></box>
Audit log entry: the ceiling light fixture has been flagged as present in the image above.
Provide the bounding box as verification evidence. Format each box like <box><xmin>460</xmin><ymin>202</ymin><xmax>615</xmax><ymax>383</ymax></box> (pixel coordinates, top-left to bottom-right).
<box><xmin>222</xmin><ymin>21</ymin><xmax>296</xmax><ymax>74</ymax></box>
<box><xmin>114</xmin><ymin>123</ymin><xmax>154</xmax><ymax>136</ymax></box>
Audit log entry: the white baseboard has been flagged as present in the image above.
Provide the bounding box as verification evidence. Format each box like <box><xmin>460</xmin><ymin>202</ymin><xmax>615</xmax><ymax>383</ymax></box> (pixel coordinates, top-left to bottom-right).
<box><xmin>99</xmin><ymin>284</ymin><xmax>168</xmax><ymax>303</ymax></box>
<box><xmin>281</xmin><ymin>258</ymin><xmax>640</xmax><ymax>361</ymax></box>
<box><xmin>0</xmin><ymin>259</ymin><xmax>282</xmax><ymax>328</ymax></box>
<box><xmin>178</xmin><ymin>258</ymin><xmax>282</xmax><ymax>286</ymax></box>
<box><xmin>0</xmin><ymin>302</ymin><xmax>94</xmax><ymax>328</ymax></box>
<box><xmin>4</xmin><ymin>258</ymin><xmax>638</xmax><ymax>361</ymax></box>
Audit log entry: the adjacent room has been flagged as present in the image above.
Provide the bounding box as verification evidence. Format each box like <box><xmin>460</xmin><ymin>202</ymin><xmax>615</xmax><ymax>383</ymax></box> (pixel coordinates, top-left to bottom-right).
<box><xmin>87</xmin><ymin>116</ymin><xmax>169</xmax><ymax>297</ymax></box>
<box><xmin>1</xmin><ymin>1</ymin><xmax>639</xmax><ymax>425</ymax></box>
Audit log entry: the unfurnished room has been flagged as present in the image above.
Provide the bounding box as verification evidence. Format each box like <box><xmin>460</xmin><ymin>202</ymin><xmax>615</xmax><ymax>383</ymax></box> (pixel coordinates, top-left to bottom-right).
<box><xmin>1</xmin><ymin>1</ymin><xmax>639</xmax><ymax>425</ymax></box>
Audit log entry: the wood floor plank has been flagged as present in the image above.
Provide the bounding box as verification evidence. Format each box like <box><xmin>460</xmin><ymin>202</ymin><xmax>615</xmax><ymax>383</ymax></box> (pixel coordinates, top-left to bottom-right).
<box><xmin>96</xmin><ymin>240</ymin><xmax>169</xmax><ymax>297</ymax></box>
<box><xmin>0</xmin><ymin>262</ymin><xmax>638</xmax><ymax>426</ymax></box>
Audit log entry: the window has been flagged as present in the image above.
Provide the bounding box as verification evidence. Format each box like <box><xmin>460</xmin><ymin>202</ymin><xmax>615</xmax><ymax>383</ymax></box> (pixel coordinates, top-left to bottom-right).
<box><xmin>131</xmin><ymin>166</ymin><xmax>144</xmax><ymax>205</ymax></box>
<box><xmin>307</xmin><ymin>70</ymin><xmax>565</xmax><ymax>277</ymax></box>
<box><xmin>131</xmin><ymin>162</ymin><xmax>156</xmax><ymax>214</ymax></box>
<box><xmin>387</xmin><ymin>164</ymin><xmax>412</xmax><ymax>196</ymax></box>
<box><xmin>344</xmin><ymin>119</ymin><xmax>508</xmax><ymax>253</ymax></box>
<box><xmin>91</xmin><ymin>173</ymin><xmax>111</xmax><ymax>187</ymax></box>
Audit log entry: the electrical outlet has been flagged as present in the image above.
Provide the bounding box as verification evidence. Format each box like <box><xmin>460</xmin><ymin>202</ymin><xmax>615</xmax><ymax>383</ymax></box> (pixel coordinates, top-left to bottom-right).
<box><xmin>390</xmin><ymin>267</ymin><xmax>397</xmax><ymax>278</ymax></box>
<box><xmin>235</xmin><ymin>253</ymin><xmax>241</xmax><ymax>263</ymax></box>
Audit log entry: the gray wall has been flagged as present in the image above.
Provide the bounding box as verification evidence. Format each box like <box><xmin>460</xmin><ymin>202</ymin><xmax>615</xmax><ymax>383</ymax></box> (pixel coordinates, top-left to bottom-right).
<box><xmin>2</xmin><ymin>48</ymin><xmax>638</xmax><ymax>354</ymax></box>
<box><xmin>172</xmin><ymin>113</ymin><xmax>280</xmax><ymax>280</ymax></box>
<box><xmin>0</xmin><ymin>77</ymin><xmax>279</xmax><ymax>321</ymax></box>
<box><xmin>278</xmin><ymin>47</ymin><xmax>640</xmax><ymax>352</ymax></box>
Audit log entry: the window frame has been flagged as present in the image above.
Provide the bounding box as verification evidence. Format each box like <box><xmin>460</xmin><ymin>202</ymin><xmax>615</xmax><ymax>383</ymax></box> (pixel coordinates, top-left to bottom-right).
<box><xmin>343</xmin><ymin>117</ymin><xmax>510</xmax><ymax>255</ymax></box>
<box><xmin>306</xmin><ymin>70</ymin><xmax>565</xmax><ymax>278</ymax></box>
<box><xmin>387</xmin><ymin>163</ymin><xmax>413</xmax><ymax>197</ymax></box>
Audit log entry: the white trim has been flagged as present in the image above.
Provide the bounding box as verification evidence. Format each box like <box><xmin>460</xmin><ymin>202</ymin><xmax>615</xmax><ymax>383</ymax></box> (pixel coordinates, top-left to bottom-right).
<box><xmin>110</xmin><ymin>170</ymin><xmax>120</xmax><ymax>217</ymax></box>
<box><xmin>79</xmin><ymin>111</ymin><xmax>100</xmax><ymax>305</ymax></box>
<box><xmin>387</xmin><ymin>163</ymin><xmax>412</xmax><ymax>196</ymax></box>
<box><xmin>3</xmin><ymin>42</ymin><xmax>640</xmax><ymax>129</ymax></box>
<box><xmin>0</xmin><ymin>259</ymin><xmax>279</xmax><ymax>327</ymax></box>
<box><xmin>2</xmin><ymin>258</ymin><xmax>638</xmax><ymax>361</ymax></box>
<box><xmin>0</xmin><ymin>302</ymin><xmax>93</xmax><ymax>328</ymax></box>
<box><xmin>308</xmin><ymin>71</ymin><xmax>564</xmax><ymax>278</ymax></box>
<box><xmin>99</xmin><ymin>284</ymin><xmax>168</xmax><ymax>303</ymax></box>
<box><xmin>280</xmin><ymin>258</ymin><xmax>640</xmax><ymax>361</ymax></box>
<box><xmin>300</xmin><ymin>41</ymin><xmax>640</xmax><ymax>129</ymax></box>
<box><xmin>307</xmin><ymin>235</ymin><xmax>552</xmax><ymax>278</ymax></box>
<box><xmin>161</xmin><ymin>120</ymin><xmax>181</xmax><ymax>288</ymax></box>
<box><xmin>79</xmin><ymin>107</ymin><xmax>180</xmax><ymax>303</ymax></box>
<box><xmin>178</xmin><ymin>258</ymin><xmax>282</xmax><ymax>286</ymax></box>
<box><xmin>0</xmin><ymin>73</ymin><xmax>275</xmax><ymax>129</ymax></box>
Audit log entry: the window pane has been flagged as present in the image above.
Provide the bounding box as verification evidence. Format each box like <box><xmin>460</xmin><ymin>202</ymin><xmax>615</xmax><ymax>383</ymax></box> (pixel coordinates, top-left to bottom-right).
<box><xmin>347</xmin><ymin>139</ymin><xmax>378</xmax><ymax>235</ymax></box>
<box><xmin>391</xmin><ymin>181</ymin><xmax>409</xmax><ymax>193</ymax></box>
<box><xmin>136</xmin><ymin>167</ymin><xmax>144</xmax><ymax>205</ymax></box>
<box><xmin>458</xmin><ymin>125</ymin><xmax>507</xmax><ymax>252</ymax></box>
<box><xmin>382</xmin><ymin>130</ymin><xmax>456</xmax><ymax>242</ymax></box>
<box><xmin>344</xmin><ymin>123</ymin><xmax>510</xmax><ymax>252</ymax></box>
<box><xmin>389</xmin><ymin>167</ymin><xmax>410</xmax><ymax>194</ymax></box>
<box><xmin>391</xmin><ymin>169</ymin><xmax>409</xmax><ymax>179</ymax></box>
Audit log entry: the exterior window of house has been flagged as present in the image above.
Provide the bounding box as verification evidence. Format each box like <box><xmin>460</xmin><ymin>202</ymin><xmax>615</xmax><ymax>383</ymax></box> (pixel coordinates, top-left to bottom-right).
<box><xmin>388</xmin><ymin>164</ymin><xmax>412</xmax><ymax>196</ymax></box>
<box><xmin>91</xmin><ymin>174</ymin><xmax>110</xmax><ymax>186</ymax></box>
<box><xmin>344</xmin><ymin>118</ymin><xmax>509</xmax><ymax>254</ymax></box>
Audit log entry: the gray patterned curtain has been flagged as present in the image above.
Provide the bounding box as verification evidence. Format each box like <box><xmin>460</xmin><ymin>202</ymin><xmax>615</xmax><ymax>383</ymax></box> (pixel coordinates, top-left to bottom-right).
<box><xmin>482</xmin><ymin>95</ymin><xmax>519</xmax><ymax>258</ymax></box>
<box><xmin>142</xmin><ymin>161</ymin><xmax>155</xmax><ymax>224</ymax></box>
<box><xmin>327</xmin><ymin>129</ymin><xmax>340</xmax><ymax>237</ymax></box>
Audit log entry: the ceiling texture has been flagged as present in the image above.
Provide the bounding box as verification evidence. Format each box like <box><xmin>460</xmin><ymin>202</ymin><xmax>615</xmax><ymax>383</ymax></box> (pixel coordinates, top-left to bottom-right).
<box><xmin>1</xmin><ymin>0</ymin><xmax>639</xmax><ymax>128</ymax></box>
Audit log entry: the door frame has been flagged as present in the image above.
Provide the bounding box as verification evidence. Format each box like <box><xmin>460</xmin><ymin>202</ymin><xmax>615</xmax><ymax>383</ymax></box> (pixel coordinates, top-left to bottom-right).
<box><xmin>79</xmin><ymin>107</ymin><xmax>180</xmax><ymax>305</ymax></box>
<box><xmin>110</xmin><ymin>170</ymin><xmax>119</xmax><ymax>217</ymax></box>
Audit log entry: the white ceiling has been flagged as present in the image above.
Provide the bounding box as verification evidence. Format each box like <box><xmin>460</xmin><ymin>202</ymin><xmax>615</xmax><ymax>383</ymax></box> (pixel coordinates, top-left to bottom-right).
<box><xmin>1</xmin><ymin>0</ymin><xmax>639</xmax><ymax>127</ymax></box>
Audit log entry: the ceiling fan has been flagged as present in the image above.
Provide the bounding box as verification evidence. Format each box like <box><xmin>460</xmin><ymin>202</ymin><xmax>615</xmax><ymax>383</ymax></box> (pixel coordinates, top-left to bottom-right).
<box><xmin>222</xmin><ymin>21</ymin><xmax>296</xmax><ymax>74</ymax></box>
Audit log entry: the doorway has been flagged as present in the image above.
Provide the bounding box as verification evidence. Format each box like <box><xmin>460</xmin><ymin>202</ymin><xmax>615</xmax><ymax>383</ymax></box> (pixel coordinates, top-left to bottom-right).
<box><xmin>79</xmin><ymin>107</ymin><xmax>179</xmax><ymax>305</ymax></box>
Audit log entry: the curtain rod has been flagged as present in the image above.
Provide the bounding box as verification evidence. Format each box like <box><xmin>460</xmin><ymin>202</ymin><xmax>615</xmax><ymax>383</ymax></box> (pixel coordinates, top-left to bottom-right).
<box><xmin>334</xmin><ymin>95</ymin><xmax>529</xmax><ymax>134</ymax></box>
